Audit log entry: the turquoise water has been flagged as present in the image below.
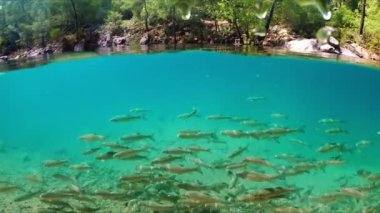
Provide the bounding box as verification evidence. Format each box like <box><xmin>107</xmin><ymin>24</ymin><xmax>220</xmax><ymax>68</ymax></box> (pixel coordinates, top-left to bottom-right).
<box><xmin>0</xmin><ymin>51</ymin><xmax>380</xmax><ymax>212</ymax></box>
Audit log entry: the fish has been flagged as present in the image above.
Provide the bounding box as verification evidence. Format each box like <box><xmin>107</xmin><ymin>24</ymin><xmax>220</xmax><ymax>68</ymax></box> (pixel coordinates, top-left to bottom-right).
<box><xmin>102</xmin><ymin>142</ymin><xmax>129</xmax><ymax>150</ymax></box>
<box><xmin>136</xmin><ymin>165</ymin><xmax>160</xmax><ymax>172</ymax></box>
<box><xmin>113</xmin><ymin>147</ymin><xmax>147</xmax><ymax>159</ymax></box>
<box><xmin>318</xmin><ymin>118</ymin><xmax>343</xmax><ymax>125</ymax></box>
<box><xmin>237</xmin><ymin>187</ymin><xmax>295</xmax><ymax>202</ymax></box>
<box><xmin>0</xmin><ymin>185</ymin><xmax>20</xmax><ymax>193</ymax></box>
<box><xmin>274</xmin><ymin>154</ymin><xmax>305</xmax><ymax>163</ymax></box>
<box><xmin>220</xmin><ymin>130</ymin><xmax>250</xmax><ymax>138</ymax></box>
<box><xmin>356</xmin><ymin>140</ymin><xmax>372</xmax><ymax>148</ymax></box>
<box><xmin>248</xmin><ymin>127</ymin><xmax>304</xmax><ymax>140</ymax></box>
<box><xmin>161</xmin><ymin>164</ymin><xmax>202</xmax><ymax>174</ymax></box>
<box><xmin>151</xmin><ymin>155</ymin><xmax>183</xmax><ymax>165</ymax></box>
<box><xmin>325</xmin><ymin>128</ymin><xmax>348</xmax><ymax>135</ymax></box>
<box><xmin>82</xmin><ymin>147</ymin><xmax>101</xmax><ymax>155</ymax></box>
<box><xmin>119</xmin><ymin>174</ymin><xmax>151</xmax><ymax>182</ymax></box>
<box><xmin>190</xmin><ymin>157</ymin><xmax>213</xmax><ymax>169</ymax></box>
<box><xmin>317</xmin><ymin>143</ymin><xmax>352</xmax><ymax>153</ymax></box>
<box><xmin>177</xmin><ymin>108</ymin><xmax>199</xmax><ymax>119</ymax></box>
<box><xmin>289</xmin><ymin>138</ymin><xmax>310</xmax><ymax>147</ymax></box>
<box><xmin>95</xmin><ymin>151</ymin><xmax>117</xmax><ymax>160</ymax></box>
<box><xmin>120</xmin><ymin>133</ymin><xmax>155</xmax><ymax>142</ymax></box>
<box><xmin>236</xmin><ymin>170</ymin><xmax>283</xmax><ymax>182</ymax></box>
<box><xmin>163</xmin><ymin>147</ymin><xmax>192</xmax><ymax>155</ymax></box>
<box><xmin>14</xmin><ymin>190</ymin><xmax>43</xmax><ymax>202</ymax></box>
<box><xmin>228</xmin><ymin>145</ymin><xmax>249</xmax><ymax>159</ymax></box>
<box><xmin>39</xmin><ymin>198</ymin><xmax>73</xmax><ymax>209</ymax></box>
<box><xmin>115</xmin><ymin>154</ymin><xmax>148</xmax><ymax>161</ymax></box>
<box><xmin>52</xmin><ymin>173</ymin><xmax>76</xmax><ymax>184</ymax></box>
<box><xmin>240</xmin><ymin>120</ymin><xmax>267</xmax><ymax>127</ymax></box>
<box><xmin>189</xmin><ymin>146</ymin><xmax>210</xmax><ymax>152</ymax></box>
<box><xmin>246</xmin><ymin>96</ymin><xmax>266</xmax><ymax>102</ymax></box>
<box><xmin>177</xmin><ymin>130</ymin><xmax>216</xmax><ymax>140</ymax></box>
<box><xmin>357</xmin><ymin>170</ymin><xmax>380</xmax><ymax>182</ymax></box>
<box><xmin>207</xmin><ymin>114</ymin><xmax>232</xmax><ymax>120</ymax></box>
<box><xmin>25</xmin><ymin>174</ymin><xmax>44</xmax><ymax>184</ymax></box>
<box><xmin>225</xmin><ymin>162</ymin><xmax>247</xmax><ymax>170</ymax></box>
<box><xmin>74</xmin><ymin>204</ymin><xmax>100</xmax><ymax>212</ymax></box>
<box><xmin>142</xmin><ymin>200</ymin><xmax>175</xmax><ymax>211</ymax></box>
<box><xmin>78</xmin><ymin>133</ymin><xmax>106</xmax><ymax>143</ymax></box>
<box><xmin>70</xmin><ymin>163</ymin><xmax>92</xmax><ymax>171</ymax></box>
<box><xmin>271</xmin><ymin>207</ymin><xmax>310</xmax><ymax>213</ymax></box>
<box><xmin>109</xmin><ymin>114</ymin><xmax>144</xmax><ymax>122</ymax></box>
<box><xmin>42</xmin><ymin>160</ymin><xmax>69</xmax><ymax>168</ymax></box>
<box><xmin>40</xmin><ymin>191</ymin><xmax>76</xmax><ymax>200</ymax></box>
<box><xmin>95</xmin><ymin>191</ymin><xmax>134</xmax><ymax>201</ymax></box>
<box><xmin>243</xmin><ymin>157</ymin><xmax>277</xmax><ymax>168</ymax></box>
<box><xmin>311</xmin><ymin>192</ymin><xmax>348</xmax><ymax>203</ymax></box>
<box><xmin>322</xmin><ymin>159</ymin><xmax>345</xmax><ymax>166</ymax></box>
<box><xmin>340</xmin><ymin>187</ymin><xmax>367</xmax><ymax>199</ymax></box>
<box><xmin>271</xmin><ymin>113</ymin><xmax>288</xmax><ymax>119</ymax></box>
<box><xmin>129</xmin><ymin>108</ymin><xmax>149</xmax><ymax>113</ymax></box>
<box><xmin>230</xmin><ymin>117</ymin><xmax>251</xmax><ymax>122</ymax></box>
<box><xmin>181</xmin><ymin>191</ymin><xmax>223</xmax><ymax>204</ymax></box>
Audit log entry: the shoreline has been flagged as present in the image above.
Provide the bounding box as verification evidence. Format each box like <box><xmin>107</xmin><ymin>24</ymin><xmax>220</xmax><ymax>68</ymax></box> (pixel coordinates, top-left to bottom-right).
<box><xmin>0</xmin><ymin>44</ymin><xmax>379</xmax><ymax>73</ymax></box>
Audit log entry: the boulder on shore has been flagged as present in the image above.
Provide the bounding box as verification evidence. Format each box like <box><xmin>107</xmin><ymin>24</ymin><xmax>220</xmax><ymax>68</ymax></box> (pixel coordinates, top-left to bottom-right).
<box><xmin>286</xmin><ymin>39</ymin><xmax>319</xmax><ymax>53</ymax></box>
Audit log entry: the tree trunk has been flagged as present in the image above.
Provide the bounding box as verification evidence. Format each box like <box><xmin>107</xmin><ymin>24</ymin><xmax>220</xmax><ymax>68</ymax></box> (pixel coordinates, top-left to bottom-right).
<box><xmin>214</xmin><ymin>19</ymin><xmax>218</xmax><ymax>33</ymax></box>
<box><xmin>69</xmin><ymin>0</ymin><xmax>79</xmax><ymax>37</ymax></box>
<box><xmin>265</xmin><ymin>0</ymin><xmax>278</xmax><ymax>34</ymax></box>
<box><xmin>232</xmin><ymin>9</ymin><xmax>242</xmax><ymax>40</ymax></box>
<box><xmin>359</xmin><ymin>0</ymin><xmax>366</xmax><ymax>36</ymax></box>
<box><xmin>143</xmin><ymin>0</ymin><xmax>149</xmax><ymax>32</ymax></box>
<box><xmin>172</xmin><ymin>6</ymin><xmax>177</xmax><ymax>45</ymax></box>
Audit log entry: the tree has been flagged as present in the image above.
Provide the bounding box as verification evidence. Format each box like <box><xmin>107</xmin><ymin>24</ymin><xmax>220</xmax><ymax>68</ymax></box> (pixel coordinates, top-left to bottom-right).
<box><xmin>359</xmin><ymin>0</ymin><xmax>366</xmax><ymax>35</ymax></box>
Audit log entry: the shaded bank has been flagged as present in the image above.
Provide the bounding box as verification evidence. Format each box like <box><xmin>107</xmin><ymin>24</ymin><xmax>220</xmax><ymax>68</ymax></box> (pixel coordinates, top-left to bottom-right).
<box><xmin>0</xmin><ymin>45</ymin><xmax>379</xmax><ymax>73</ymax></box>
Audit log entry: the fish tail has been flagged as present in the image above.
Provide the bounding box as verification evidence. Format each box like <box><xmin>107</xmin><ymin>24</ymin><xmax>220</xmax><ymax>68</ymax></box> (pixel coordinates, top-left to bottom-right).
<box><xmin>149</xmin><ymin>135</ymin><xmax>155</xmax><ymax>142</ymax></box>
<box><xmin>197</xmin><ymin>167</ymin><xmax>203</xmax><ymax>175</ymax></box>
<box><xmin>298</xmin><ymin>125</ymin><xmax>306</xmax><ymax>133</ymax></box>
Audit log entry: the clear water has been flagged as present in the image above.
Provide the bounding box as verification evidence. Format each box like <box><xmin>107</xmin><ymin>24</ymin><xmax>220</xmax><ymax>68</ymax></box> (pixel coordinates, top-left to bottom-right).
<box><xmin>0</xmin><ymin>51</ymin><xmax>379</xmax><ymax>212</ymax></box>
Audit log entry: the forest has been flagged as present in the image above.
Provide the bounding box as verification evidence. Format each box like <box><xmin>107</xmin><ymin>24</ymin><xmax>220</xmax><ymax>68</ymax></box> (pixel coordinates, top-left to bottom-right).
<box><xmin>0</xmin><ymin>0</ymin><xmax>379</xmax><ymax>56</ymax></box>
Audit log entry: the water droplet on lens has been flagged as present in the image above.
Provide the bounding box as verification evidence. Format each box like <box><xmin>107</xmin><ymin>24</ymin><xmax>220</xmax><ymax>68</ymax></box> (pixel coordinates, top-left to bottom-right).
<box><xmin>256</xmin><ymin>11</ymin><xmax>267</xmax><ymax>19</ymax></box>
<box><xmin>253</xmin><ymin>0</ymin><xmax>270</xmax><ymax>20</ymax></box>
<box><xmin>321</xmin><ymin>10</ymin><xmax>331</xmax><ymax>20</ymax></box>
<box><xmin>181</xmin><ymin>10</ymin><xmax>191</xmax><ymax>20</ymax></box>
<box><xmin>316</xmin><ymin>26</ymin><xmax>335</xmax><ymax>44</ymax></box>
<box><xmin>296</xmin><ymin>0</ymin><xmax>332</xmax><ymax>20</ymax></box>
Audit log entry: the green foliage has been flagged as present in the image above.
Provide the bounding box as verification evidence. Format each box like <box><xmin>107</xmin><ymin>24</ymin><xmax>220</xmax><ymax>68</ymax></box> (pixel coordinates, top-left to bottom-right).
<box><xmin>329</xmin><ymin>5</ymin><xmax>357</xmax><ymax>28</ymax></box>
<box><xmin>105</xmin><ymin>11</ymin><xmax>123</xmax><ymax>33</ymax></box>
<box><xmin>49</xmin><ymin>28</ymin><xmax>62</xmax><ymax>40</ymax></box>
<box><xmin>0</xmin><ymin>0</ymin><xmax>379</xmax><ymax>54</ymax></box>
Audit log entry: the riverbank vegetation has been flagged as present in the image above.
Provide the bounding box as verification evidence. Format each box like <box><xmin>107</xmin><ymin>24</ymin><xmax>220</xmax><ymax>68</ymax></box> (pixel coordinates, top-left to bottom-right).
<box><xmin>0</xmin><ymin>0</ymin><xmax>379</xmax><ymax>56</ymax></box>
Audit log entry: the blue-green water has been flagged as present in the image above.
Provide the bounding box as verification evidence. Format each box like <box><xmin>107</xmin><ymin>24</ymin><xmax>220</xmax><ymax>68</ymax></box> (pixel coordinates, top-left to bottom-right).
<box><xmin>0</xmin><ymin>51</ymin><xmax>380</xmax><ymax>212</ymax></box>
